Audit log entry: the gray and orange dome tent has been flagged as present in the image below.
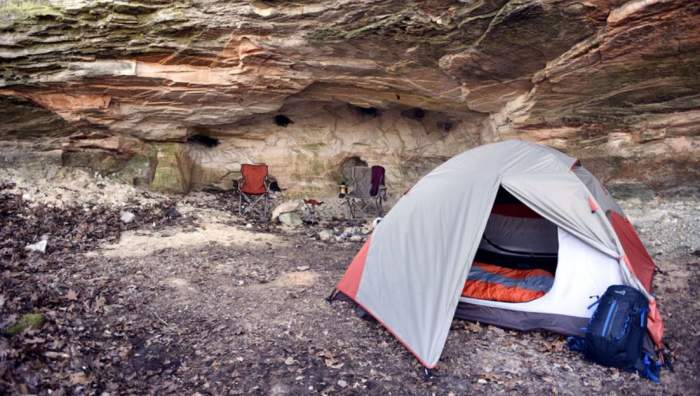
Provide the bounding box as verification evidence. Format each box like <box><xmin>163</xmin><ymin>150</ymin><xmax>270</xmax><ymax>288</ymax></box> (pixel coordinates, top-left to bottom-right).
<box><xmin>332</xmin><ymin>140</ymin><xmax>662</xmax><ymax>369</ymax></box>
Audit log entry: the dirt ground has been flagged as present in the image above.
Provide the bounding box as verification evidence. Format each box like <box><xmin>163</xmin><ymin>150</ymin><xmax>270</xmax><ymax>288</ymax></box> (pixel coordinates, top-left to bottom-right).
<box><xmin>1</xmin><ymin>178</ymin><xmax>699</xmax><ymax>395</ymax></box>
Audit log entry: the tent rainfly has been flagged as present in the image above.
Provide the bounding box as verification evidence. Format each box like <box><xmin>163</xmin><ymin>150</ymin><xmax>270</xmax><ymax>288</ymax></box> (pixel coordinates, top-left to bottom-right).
<box><xmin>332</xmin><ymin>140</ymin><xmax>663</xmax><ymax>369</ymax></box>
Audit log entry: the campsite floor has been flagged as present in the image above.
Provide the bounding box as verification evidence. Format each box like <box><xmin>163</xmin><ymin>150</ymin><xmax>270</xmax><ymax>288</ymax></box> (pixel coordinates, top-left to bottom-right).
<box><xmin>1</xmin><ymin>184</ymin><xmax>699</xmax><ymax>395</ymax></box>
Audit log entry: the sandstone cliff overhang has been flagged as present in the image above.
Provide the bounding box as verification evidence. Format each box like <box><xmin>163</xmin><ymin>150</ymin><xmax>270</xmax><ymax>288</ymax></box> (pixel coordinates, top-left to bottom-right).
<box><xmin>0</xmin><ymin>0</ymin><xmax>698</xmax><ymax>194</ymax></box>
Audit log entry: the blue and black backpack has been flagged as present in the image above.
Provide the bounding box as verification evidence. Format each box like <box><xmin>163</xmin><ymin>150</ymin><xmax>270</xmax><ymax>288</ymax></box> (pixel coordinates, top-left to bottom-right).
<box><xmin>568</xmin><ymin>285</ymin><xmax>662</xmax><ymax>382</ymax></box>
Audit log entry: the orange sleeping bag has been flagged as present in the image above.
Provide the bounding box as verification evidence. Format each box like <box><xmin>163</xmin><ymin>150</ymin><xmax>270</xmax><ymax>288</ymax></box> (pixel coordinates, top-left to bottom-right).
<box><xmin>462</xmin><ymin>262</ymin><xmax>554</xmax><ymax>303</ymax></box>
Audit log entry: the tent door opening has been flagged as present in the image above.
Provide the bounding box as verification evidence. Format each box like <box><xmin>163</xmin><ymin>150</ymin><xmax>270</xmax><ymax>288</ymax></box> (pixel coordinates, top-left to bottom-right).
<box><xmin>462</xmin><ymin>187</ymin><xmax>559</xmax><ymax>303</ymax></box>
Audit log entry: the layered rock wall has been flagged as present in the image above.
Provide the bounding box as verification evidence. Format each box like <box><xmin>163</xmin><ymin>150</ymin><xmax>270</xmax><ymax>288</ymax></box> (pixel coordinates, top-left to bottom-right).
<box><xmin>0</xmin><ymin>0</ymin><xmax>698</xmax><ymax>195</ymax></box>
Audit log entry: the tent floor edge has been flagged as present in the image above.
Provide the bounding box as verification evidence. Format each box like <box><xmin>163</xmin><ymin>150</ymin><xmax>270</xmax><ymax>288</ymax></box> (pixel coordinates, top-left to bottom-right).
<box><xmin>354</xmin><ymin>305</ymin><xmax>377</xmax><ymax>323</ymax></box>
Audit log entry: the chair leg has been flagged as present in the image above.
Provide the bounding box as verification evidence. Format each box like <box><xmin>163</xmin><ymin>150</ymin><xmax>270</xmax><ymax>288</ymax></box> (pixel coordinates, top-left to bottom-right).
<box><xmin>359</xmin><ymin>199</ymin><xmax>371</xmax><ymax>217</ymax></box>
<box><xmin>242</xmin><ymin>194</ymin><xmax>252</xmax><ymax>216</ymax></box>
<box><xmin>240</xmin><ymin>193</ymin><xmax>265</xmax><ymax>219</ymax></box>
<box><xmin>238</xmin><ymin>194</ymin><xmax>271</xmax><ymax>221</ymax></box>
<box><xmin>253</xmin><ymin>195</ymin><xmax>262</xmax><ymax>220</ymax></box>
<box><xmin>346</xmin><ymin>197</ymin><xmax>355</xmax><ymax>219</ymax></box>
<box><xmin>262</xmin><ymin>194</ymin><xmax>269</xmax><ymax>221</ymax></box>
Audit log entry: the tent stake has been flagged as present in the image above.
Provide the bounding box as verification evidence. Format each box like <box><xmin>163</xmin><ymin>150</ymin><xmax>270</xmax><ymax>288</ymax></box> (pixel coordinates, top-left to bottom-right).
<box><xmin>325</xmin><ymin>289</ymin><xmax>339</xmax><ymax>303</ymax></box>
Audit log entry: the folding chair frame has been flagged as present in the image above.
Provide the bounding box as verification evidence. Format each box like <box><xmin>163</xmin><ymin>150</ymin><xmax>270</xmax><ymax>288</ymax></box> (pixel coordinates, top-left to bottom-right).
<box><xmin>345</xmin><ymin>168</ymin><xmax>387</xmax><ymax>219</ymax></box>
<box><xmin>238</xmin><ymin>173</ymin><xmax>272</xmax><ymax>220</ymax></box>
<box><xmin>346</xmin><ymin>190</ymin><xmax>386</xmax><ymax>218</ymax></box>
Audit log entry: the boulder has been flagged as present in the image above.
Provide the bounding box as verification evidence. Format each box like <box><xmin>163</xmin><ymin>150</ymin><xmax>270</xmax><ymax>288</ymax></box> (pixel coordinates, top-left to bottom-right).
<box><xmin>271</xmin><ymin>200</ymin><xmax>303</xmax><ymax>222</ymax></box>
<box><xmin>278</xmin><ymin>212</ymin><xmax>303</xmax><ymax>227</ymax></box>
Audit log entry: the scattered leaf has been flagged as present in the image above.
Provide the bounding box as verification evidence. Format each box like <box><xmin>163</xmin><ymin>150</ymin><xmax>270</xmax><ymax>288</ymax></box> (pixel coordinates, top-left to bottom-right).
<box><xmin>70</xmin><ymin>372</ymin><xmax>89</xmax><ymax>385</ymax></box>
<box><xmin>65</xmin><ymin>289</ymin><xmax>78</xmax><ymax>301</ymax></box>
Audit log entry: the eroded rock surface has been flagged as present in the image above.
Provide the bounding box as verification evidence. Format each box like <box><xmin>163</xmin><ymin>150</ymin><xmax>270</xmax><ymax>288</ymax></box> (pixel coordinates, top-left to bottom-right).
<box><xmin>0</xmin><ymin>0</ymin><xmax>698</xmax><ymax>194</ymax></box>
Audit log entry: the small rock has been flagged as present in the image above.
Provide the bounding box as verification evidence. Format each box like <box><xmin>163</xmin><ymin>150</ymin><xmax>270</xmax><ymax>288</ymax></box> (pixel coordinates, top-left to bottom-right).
<box><xmin>25</xmin><ymin>238</ymin><xmax>47</xmax><ymax>253</ymax></box>
<box><xmin>284</xmin><ymin>356</ymin><xmax>295</xmax><ymax>366</ymax></box>
<box><xmin>246</xmin><ymin>223</ymin><xmax>253</xmax><ymax>228</ymax></box>
<box><xmin>164</xmin><ymin>206</ymin><xmax>180</xmax><ymax>219</ymax></box>
<box><xmin>69</xmin><ymin>372</ymin><xmax>89</xmax><ymax>385</ymax></box>
<box><xmin>296</xmin><ymin>265</ymin><xmax>310</xmax><ymax>271</ymax></box>
<box><xmin>318</xmin><ymin>230</ymin><xmax>333</xmax><ymax>241</ymax></box>
<box><xmin>337</xmin><ymin>379</ymin><xmax>348</xmax><ymax>388</ymax></box>
<box><xmin>120</xmin><ymin>210</ymin><xmax>136</xmax><ymax>224</ymax></box>
<box><xmin>343</xmin><ymin>226</ymin><xmax>359</xmax><ymax>235</ymax></box>
<box><xmin>349</xmin><ymin>235</ymin><xmax>363</xmax><ymax>242</ymax></box>
<box><xmin>336</xmin><ymin>226</ymin><xmax>362</xmax><ymax>241</ymax></box>
<box><xmin>363</xmin><ymin>217</ymin><xmax>382</xmax><ymax>233</ymax></box>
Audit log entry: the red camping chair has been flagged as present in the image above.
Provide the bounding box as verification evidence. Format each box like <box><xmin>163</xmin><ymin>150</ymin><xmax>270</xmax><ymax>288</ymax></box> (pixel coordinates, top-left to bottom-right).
<box><xmin>238</xmin><ymin>163</ymin><xmax>271</xmax><ymax>219</ymax></box>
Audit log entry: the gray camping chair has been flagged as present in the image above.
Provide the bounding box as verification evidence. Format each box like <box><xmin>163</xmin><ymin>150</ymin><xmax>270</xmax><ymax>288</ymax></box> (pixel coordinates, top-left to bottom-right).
<box><xmin>345</xmin><ymin>165</ymin><xmax>387</xmax><ymax>218</ymax></box>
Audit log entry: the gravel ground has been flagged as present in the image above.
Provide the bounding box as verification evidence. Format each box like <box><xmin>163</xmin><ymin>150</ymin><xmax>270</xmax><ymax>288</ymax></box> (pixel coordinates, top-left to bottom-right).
<box><xmin>0</xmin><ymin>174</ymin><xmax>698</xmax><ymax>395</ymax></box>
